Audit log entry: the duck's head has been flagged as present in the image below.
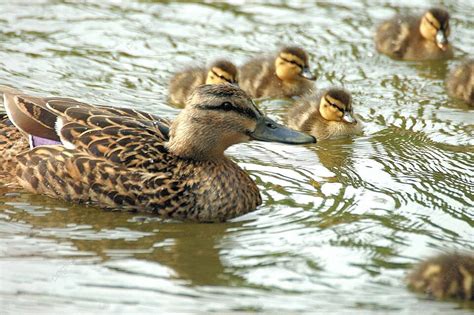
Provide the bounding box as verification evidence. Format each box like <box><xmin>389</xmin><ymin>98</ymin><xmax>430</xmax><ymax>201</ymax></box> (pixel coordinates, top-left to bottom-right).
<box><xmin>168</xmin><ymin>84</ymin><xmax>315</xmax><ymax>160</ymax></box>
<box><xmin>275</xmin><ymin>46</ymin><xmax>317</xmax><ymax>82</ymax></box>
<box><xmin>205</xmin><ymin>59</ymin><xmax>238</xmax><ymax>86</ymax></box>
<box><xmin>318</xmin><ymin>88</ymin><xmax>357</xmax><ymax>124</ymax></box>
<box><xmin>420</xmin><ymin>8</ymin><xmax>450</xmax><ymax>51</ymax></box>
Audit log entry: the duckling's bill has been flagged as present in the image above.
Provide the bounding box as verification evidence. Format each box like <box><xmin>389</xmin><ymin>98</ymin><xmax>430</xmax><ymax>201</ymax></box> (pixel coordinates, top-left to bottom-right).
<box><xmin>301</xmin><ymin>67</ymin><xmax>317</xmax><ymax>80</ymax></box>
<box><xmin>436</xmin><ymin>30</ymin><xmax>448</xmax><ymax>50</ymax></box>
<box><xmin>250</xmin><ymin>116</ymin><xmax>316</xmax><ymax>144</ymax></box>
<box><xmin>342</xmin><ymin>111</ymin><xmax>357</xmax><ymax>124</ymax></box>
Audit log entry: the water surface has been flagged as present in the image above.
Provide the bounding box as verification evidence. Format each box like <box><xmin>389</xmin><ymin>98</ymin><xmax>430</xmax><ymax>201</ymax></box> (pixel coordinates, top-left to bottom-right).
<box><xmin>0</xmin><ymin>0</ymin><xmax>473</xmax><ymax>313</ymax></box>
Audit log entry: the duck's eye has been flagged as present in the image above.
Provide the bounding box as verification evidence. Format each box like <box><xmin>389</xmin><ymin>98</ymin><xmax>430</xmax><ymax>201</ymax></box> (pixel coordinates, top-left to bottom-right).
<box><xmin>266</xmin><ymin>122</ymin><xmax>276</xmax><ymax>129</ymax></box>
<box><xmin>220</xmin><ymin>102</ymin><xmax>234</xmax><ymax>110</ymax></box>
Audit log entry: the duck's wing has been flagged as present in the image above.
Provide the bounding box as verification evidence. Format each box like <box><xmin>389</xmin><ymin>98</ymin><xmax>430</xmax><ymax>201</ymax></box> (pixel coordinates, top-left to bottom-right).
<box><xmin>3</xmin><ymin>92</ymin><xmax>64</xmax><ymax>141</ymax></box>
<box><xmin>49</xmin><ymin>99</ymin><xmax>172</xmax><ymax>172</ymax></box>
<box><xmin>4</xmin><ymin>91</ymin><xmax>172</xmax><ymax>172</ymax></box>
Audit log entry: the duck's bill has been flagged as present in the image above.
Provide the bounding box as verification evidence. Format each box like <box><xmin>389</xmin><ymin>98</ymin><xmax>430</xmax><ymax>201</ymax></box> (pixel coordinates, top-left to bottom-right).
<box><xmin>436</xmin><ymin>31</ymin><xmax>449</xmax><ymax>51</ymax></box>
<box><xmin>250</xmin><ymin>117</ymin><xmax>316</xmax><ymax>144</ymax></box>
<box><xmin>301</xmin><ymin>67</ymin><xmax>317</xmax><ymax>81</ymax></box>
<box><xmin>342</xmin><ymin>111</ymin><xmax>357</xmax><ymax>124</ymax></box>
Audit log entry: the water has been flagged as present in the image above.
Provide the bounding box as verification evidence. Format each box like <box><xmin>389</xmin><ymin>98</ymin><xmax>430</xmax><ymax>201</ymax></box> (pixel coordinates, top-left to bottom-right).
<box><xmin>0</xmin><ymin>0</ymin><xmax>473</xmax><ymax>313</ymax></box>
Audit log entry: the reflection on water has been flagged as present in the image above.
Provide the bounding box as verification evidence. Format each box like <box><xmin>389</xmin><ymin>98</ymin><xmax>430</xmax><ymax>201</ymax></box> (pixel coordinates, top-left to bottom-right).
<box><xmin>1</xmin><ymin>0</ymin><xmax>473</xmax><ymax>313</ymax></box>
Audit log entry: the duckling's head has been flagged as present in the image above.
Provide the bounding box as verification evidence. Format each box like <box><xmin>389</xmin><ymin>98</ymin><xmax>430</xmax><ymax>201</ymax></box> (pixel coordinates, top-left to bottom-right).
<box><xmin>407</xmin><ymin>253</ymin><xmax>474</xmax><ymax>300</ymax></box>
<box><xmin>205</xmin><ymin>60</ymin><xmax>238</xmax><ymax>86</ymax></box>
<box><xmin>420</xmin><ymin>8</ymin><xmax>450</xmax><ymax>51</ymax></box>
<box><xmin>318</xmin><ymin>88</ymin><xmax>356</xmax><ymax>124</ymax></box>
<box><xmin>275</xmin><ymin>46</ymin><xmax>317</xmax><ymax>82</ymax></box>
<box><xmin>168</xmin><ymin>84</ymin><xmax>315</xmax><ymax>160</ymax></box>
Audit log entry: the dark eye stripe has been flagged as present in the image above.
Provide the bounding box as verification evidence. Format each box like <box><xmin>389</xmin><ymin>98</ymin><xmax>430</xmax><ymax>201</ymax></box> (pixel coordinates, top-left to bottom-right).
<box><xmin>425</xmin><ymin>17</ymin><xmax>440</xmax><ymax>30</ymax></box>
<box><xmin>252</xmin><ymin>102</ymin><xmax>263</xmax><ymax>116</ymax></box>
<box><xmin>198</xmin><ymin>103</ymin><xmax>258</xmax><ymax>120</ymax></box>
<box><xmin>325</xmin><ymin>97</ymin><xmax>344</xmax><ymax>112</ymax></box>
<box><xmin>211</xmin><ymin>70</ymin><xmax>233</xmax><ymax>83</ymax></box>
<box><xmin>279</xmin><ymin>56</ymin><xmax>303</xmax><ymax>68</ymax></box>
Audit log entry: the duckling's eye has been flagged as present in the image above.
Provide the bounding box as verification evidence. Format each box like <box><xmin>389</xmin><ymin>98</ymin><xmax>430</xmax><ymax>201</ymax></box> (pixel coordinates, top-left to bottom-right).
<box><xmin>280</xmin><ymin>56</ymin><xmax>302</xmax><ymax>68</ymax></box>
<box><xmin>425</xmin><ymin>17</ymin><xmax>438</xmax><ymax>30</ymax></box>
<box><xmin>329</xmin><ymin>103</ymin><xmax>344</xmax><ymax>112</ymax></box>
<box><xmin>211</xmin><ymin>70</ymin><xmax>232</xmax><ymax>83</ymax></box>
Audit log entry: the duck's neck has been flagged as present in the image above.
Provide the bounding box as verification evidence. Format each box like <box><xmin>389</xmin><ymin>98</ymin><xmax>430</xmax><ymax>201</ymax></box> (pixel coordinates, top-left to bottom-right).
<box><xmin>167</xmin><ymin>140</ymin><xmax>226</xmax><ymax>162</ymax></box>
<box><xmin>167</xmin><ymin>122</ymin><xmax>227</xmax><ymax>162</ymax></box>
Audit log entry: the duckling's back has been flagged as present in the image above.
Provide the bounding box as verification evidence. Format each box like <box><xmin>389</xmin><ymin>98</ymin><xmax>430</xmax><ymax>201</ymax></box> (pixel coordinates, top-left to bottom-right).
<box><xmin>169</xmin><ymin>67</ymin><xmax>207</xmax><ymax>105</ymax></box>
<box><xmin>239</xmin><ymin>57</ymin><xmax>278</xmax><ymax>98</ymax></box>
<box><xmin>407</xmin><ymin>253</ymin><xmax>474</xmax><ymax>300</ymax></box>
<box><xmin>287</xmin><ymin>97</ymin><xmax>317</xmax><ymax>133</ymax></box>
<box><xmin>375</xmin><ymin>15</ymin><xmax>419</xmax><ymax>60</ymax></box>
<box><xmin>446</xmin><ymin>60</ymin><xmax>474</xmax><ymax>106</ymax></box>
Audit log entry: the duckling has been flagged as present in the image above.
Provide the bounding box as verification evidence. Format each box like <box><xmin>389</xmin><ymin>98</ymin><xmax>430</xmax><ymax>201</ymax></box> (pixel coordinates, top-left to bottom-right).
<box><xmin>287</xmin><ymin>88</ymin><xmax>362</xmax><ymax>140</ymax></box>
<box><xmin>169</xmin><ymin>59</ymin><xmax>238</xmax><ymax>106</ymax></box>
<box><xmin>239</xmin><ymin>46</ymin><xmax>317</xmax><ymax>99</ymax></box>
<box><xmin>446</xmin><ymin>59</ymin><xmax>474</xmax><ymax>106</ymax></box>
<box><xmin>407</xmin><ymin>253</ymin><xmax>474</xmax><ymax>300</ymax></box>
<box><xmin>1</xmin><ymin>84</ymin><xmax>315</xmax><ymax>222</ymax></box>
<box><xmin>375</xmin><ymin>7</ymin><xmax>453</xmax><ymax>60</ymax></box>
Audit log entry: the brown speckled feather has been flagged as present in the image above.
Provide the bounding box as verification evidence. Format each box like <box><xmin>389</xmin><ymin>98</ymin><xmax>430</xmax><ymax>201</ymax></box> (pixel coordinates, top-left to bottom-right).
<box><xmin>15</xmin><ymin>145</ymin><xmax>260</xmax><ymax>222</ymax></box>
<box><xmin>0</xmin><ymin>113</ymin><xmax>28</xmax><ymax>175</ymax></box>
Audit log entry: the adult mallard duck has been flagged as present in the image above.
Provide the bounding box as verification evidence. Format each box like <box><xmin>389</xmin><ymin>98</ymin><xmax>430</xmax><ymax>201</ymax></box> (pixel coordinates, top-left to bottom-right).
<box><xmin>239</xmin><ymin>46</ymin><xmax>317</xmax><ymax>99</ymax></box>
<box><xmin>169</xmin><ymin>59</ymin><xmax>238</xmax><ymax>106</ymax></box>
<box><xmin>407</xmin><ymin>253</ymin><xmax>474</xmax><ymax>300</ymax></box>
<box><xmin>0</xmin><ymin>84</ymin><xmax>315</xmax><ymax>222</ymax></box>
<box><xmin>446</xmin><ymin>59</ymin><xmax>474</xmax><ymax>106</ymax></box>
<box><xmin>375</xmin><ymin>7</ymin><xmax>453</xmax><ymax>60</ymax></box>
<box><xmin>287</xmin><ymin>88</ymin><xmax>362</xmax><ymax>140</ymax></box>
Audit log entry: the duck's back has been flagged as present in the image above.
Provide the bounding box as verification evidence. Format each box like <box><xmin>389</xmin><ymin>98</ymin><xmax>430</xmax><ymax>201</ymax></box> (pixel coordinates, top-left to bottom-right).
<box><xmin>169</xmin><ymin>67</ymin><xmax>206</xmax><ymax>105</ymax></box>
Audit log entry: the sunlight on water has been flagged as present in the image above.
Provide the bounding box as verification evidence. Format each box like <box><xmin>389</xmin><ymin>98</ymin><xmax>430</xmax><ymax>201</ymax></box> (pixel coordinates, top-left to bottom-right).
<box><xmin>0</xmin><ymin>0</ymin><xmax>473</xmax><ymax>313</ymax></box>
